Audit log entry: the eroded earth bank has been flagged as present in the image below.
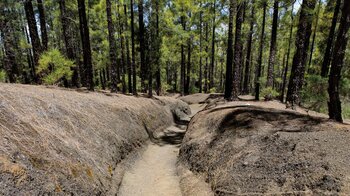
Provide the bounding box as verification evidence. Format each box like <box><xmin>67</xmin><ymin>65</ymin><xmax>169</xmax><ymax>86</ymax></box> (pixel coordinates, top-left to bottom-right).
<box><xmin>1</xmin><ymin>84</ymin><xmax>350</xmax><ymax>196</ymax></box>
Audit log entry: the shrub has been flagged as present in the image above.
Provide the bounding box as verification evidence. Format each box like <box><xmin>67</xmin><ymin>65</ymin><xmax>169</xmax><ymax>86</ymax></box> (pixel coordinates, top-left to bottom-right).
<box><xmin>261</xmin><ymin>87</ymin><xmax>279</xmax><ymax>100</ymax></box>
<box><xmin>301</xmin><ymin>74</ymin><xmax>328</xmax><ymax>113</ymax></box>
<box><xmin>37</xmin><ymin>49</ymin><xmax>75</xmax><ymax>85</ymax></box>
<box><xmin>0</xmin><ymin>70</ymin><xmax>6</xmax><ymax>82</ymax></box>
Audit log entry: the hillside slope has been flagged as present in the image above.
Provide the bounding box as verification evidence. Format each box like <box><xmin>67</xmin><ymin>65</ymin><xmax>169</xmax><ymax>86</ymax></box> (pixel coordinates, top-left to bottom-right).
<box><xmin>179</xmin><ymin>100</ymin><xmax>350</xmax><ymax>195</ymax></box>
<box><xmin>0</xmin><ymin>84</ymin><xmax>187</xmax><ymax>195</ymax></box>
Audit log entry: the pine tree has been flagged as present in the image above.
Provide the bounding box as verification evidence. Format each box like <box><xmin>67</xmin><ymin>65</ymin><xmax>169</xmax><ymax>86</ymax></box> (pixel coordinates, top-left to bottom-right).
<box><xmin>255</xmin><ymin>2</ymin><xmax>267</xmax><ymax>100</ymax></box>
<box><xmin>59</xmin><ymin>0</ymin><xmax>79</xmax><ymax>87</ymax></box>
<box><xmin>266</xmin><ymin>0</ymin><xmax>279</xmax><ymax>89</ymax></box>
<box><xmin>224</xmin><ymin>0</ymin><xmax>234</xmax><ymax>100</ymax></box>
<box><xmin>321</xmin><ymin>0</ymin><xmax>341</xmax><ymax>77</ymax></box>
<box><xmin>280</xmin><ymin>4</ymin><xmax>294</xmax><ymax>102</ymax></box>
<box><xmin>24</xmin><ymin>0</ymin><xmax>42</xmax><ymax>82</ymax></box>
<box><xmin>231</xmin><ymin>2</ymin><xmax>244</xmax><ymax>100</ymax></box>
<box><xmin>243</xmin><ymin>0</ymin><xmax>255</xmax><ymax>95</ymax></box>
<box><xmin>37</xmin><ymin>0</ymin><xmax>48</xmax><ymax>51</ymax></box>
<box><xmin>286</xmin><ymin>0</ymin><xmax>317</xmax><ymax>107</ymax></box>
<box><xmin>138</xmin><ymin>0</ymin><xmax>146</xmax><ymax>92</ymax></box>
<box><xmin>328</xmin><ymin>0</ymin><xmax>350</xmax><ymax>122</ymax></box>
<box><xmin>77</xmin><ymin>0</ymin><xmax>94</xmax><ymax>90</ymax></box>
<box><xmin>131</xmin><ymin>0</ymin><xmax>137</xmax><ymax>95</ymax></box>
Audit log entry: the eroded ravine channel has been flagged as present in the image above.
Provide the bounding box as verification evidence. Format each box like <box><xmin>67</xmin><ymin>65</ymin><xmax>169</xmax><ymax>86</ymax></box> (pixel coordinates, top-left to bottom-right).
<box><xmin>118</xmin><ymin>104</ymin><xmax>206</xmax><ymax>196</ymax></box>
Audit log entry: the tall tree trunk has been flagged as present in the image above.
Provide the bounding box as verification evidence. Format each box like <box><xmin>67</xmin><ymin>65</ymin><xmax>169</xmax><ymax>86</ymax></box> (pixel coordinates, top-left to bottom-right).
<box><xmin>255</xmin><ymin>2</ymin><xmax>267</xmax><ymax>100</ymax></box>
<box><xmin>307</xmin><ymin>0</ymin><xmax>321</xmax><ymax>72</ymax></box>
<box><xmin>124</xmin><ymin>4</ymin><xmax>132</xmax><ymax>94</ymax></box>
<box><xmin>106</xmin><ymin>0</ymin><xmax>118</xmax><ymax>92</ymax></box>
<box><xmin>185</xmin><ymin>37</ymin><xmax>191</xmax><ymax>95</ymax></box>
<box><xmin>155</xmin><ymin>0</ymin><xmax>161</xmax><ymax>95</ymax></box>
<box><xmin>59</xmin><ymin>0</ymin><xmax>79</xmax><ymax>87</ymax></box>
<box><xmin>280</xmin><ymin>4</ymin><xmax>294</xmax><ymax>102</ymax></box>
<box><xmin>224</xmin><ymin>0</ymin><xmax>234</xmax><ymax>100</ymax></box>
<box><xmin>199</xmin><ymin>7</ymin><xmax>203</xmax><ymax>93</ymax></box>
<box><xmin>23</xmin><ymin>25</ymin><xmax>36</xmax><ymax>81</ymax></box>
<box><xmin>204</xmin><ymin>22</ymin><xmax>209</xmax><ymax>93</ymax></box>
<box><xmin>78</xmin><ymin>0</ymin><xmax>94</xmax><ymax>90</ymax></box>
<box><xmin>180</xmin><ymin>13</ymin><xmax>186</xmax><ymax>95</ymax></box>
<box><xmin>37</xmin><ymin>0</ymin><xmax>48</xmax><ymax>51</ymax></box>
<box><xmin>328</xmin><ymin>0</ymin><xmax>350</xmax><ymax>122</ymax></box>
<box><xmin>243</xmin><ymin>0</ymin><xmax>255</xmax><ymax>94</ymax></box>
<box><xmin>2</xmin><ymin>9</ymin><xmax>18</xmax><ymax>83</ymax></box>
<box><xmin>321</xmin><ymin>0</ymin><xmax>341</xmax><ymax>77</ymax></box>
<box><xmin>131</xmin><ymin>0</ymin><xmax>137</xmax><ymax>95</ymax></box>
<box><xmin>286</xmin><ymin>0</ymin><xmax>317</xmax><ymax>107</ymax></box>
<box><xmin>138</xmin><ymin>0</ymin><xmax>146</xmax><ymax>92</ymax></box>
<box><xmin>24</xmin><ymin>0</ymin><xmax>42</xmax><ymax>82</ymax></box>
<box><xmin>210</xmin><ymin>2</ymin><xmax>216</xmax><ymax>89</ymax></box>
<box><xmin>266</xmin><ymin>0</ymin><xmax>279</xmax><ymax>89</ymax></box>
<box><xmin>231</xmin><ymin>2</ymin><xmax>244</xmax><ymax>100</ymax></box>
<box><xmin>118</xmin><ymin>6</ymin><xmax>127</xmax><ymax>94</ymax></box>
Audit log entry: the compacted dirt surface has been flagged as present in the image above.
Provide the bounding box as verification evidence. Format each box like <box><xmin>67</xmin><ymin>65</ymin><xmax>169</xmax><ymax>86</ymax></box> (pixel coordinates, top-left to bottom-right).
<box><xmin>178</xmin><ymin>95</ymin><xmax>350</xmax><ymax>195</ymax></box>
<box><xmin>118</xmin><ymin>143</ymin><xmax>182</xmax><ymax>196</ymax></box>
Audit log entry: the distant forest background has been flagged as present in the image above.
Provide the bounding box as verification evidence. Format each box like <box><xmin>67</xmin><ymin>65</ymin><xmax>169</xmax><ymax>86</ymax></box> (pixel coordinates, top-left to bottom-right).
<box><xmin>0</xmin><ymin>0</ymin><xmax>349</xmax><ymax>120</ymax></box>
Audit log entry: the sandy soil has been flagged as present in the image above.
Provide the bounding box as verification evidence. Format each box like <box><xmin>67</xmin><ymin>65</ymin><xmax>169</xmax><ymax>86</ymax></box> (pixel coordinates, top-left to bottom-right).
<box><xmin>118</xmin><ymin>143</ymin><xmax>182</xmax><ymax>196</ymax></box>
<box><xmin>118</xmin><ymin>100</ymin><xmax>210</xmax><ymax>196</ymax></box>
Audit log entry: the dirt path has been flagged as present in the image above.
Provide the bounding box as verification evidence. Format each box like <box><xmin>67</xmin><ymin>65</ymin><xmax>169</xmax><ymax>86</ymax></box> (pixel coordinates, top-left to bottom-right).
<box><xmin>118</xmin><ymin>143</ymin><xmax>182</xmax><ymax>196</ymax></box>
<box><xmin>118</xmin><ymin>103</ymin><xmax>206</xmax><ymax>196</ymax></box>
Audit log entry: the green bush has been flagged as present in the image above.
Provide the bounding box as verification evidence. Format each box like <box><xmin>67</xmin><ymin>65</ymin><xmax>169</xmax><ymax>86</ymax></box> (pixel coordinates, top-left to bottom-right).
<box><xmin>301</xmin><ymin>74</ymin><xmax>328</xmax><ymax>113</ymax></box>
<box><xmin>261</xmin><ymin>87</ymin><xmax>279</xmax><ymax>100</ymax></box>
<box><xmin>37</xmin><ymin>49</ymin><xmax>75</xmax><ymax>85</ymax></box>
<box><xmin>0</xmin><ymin>70</ymin><xmax>6</xmax><ymax>82</ymax></box>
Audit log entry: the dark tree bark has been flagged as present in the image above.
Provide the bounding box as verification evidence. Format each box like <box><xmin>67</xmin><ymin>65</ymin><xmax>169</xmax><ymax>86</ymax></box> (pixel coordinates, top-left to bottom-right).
<box><xmin>138</xmin><ymin>0</ymin><xmax>146</xmax><ymax>92</ymax></box>
<box><xmin>231</xmin><ymin>2</ymin><xmax>244</xmax><ymax>100</ymax></box>
<box><xmin>155</xmin><ymin>0</ymin><xmax>161</xmax><ymax>96</ymax></box>
<box><xmin>280</xmin><ymin>4</ymin><xmax>294</xmax><ymax>102</ymax></box>
<box><xmin>204</xmin><ymin>22</ymin><xmax>209</xmax><ymax>93</ymax></box>
<box><xmin>321</xmin><ymin>0</ymin><xmax>341</xmax><ymax>77</ymax></box>
<box><xmin>184</xmin><ymin>11</ymin><xmax>191</xmax><ymax>95</ymax></box>
<box><xmin>23</xmin><ymin>25</ymin><xmax>35</xmax><ymax>81</ymax></box>
<box><xmin>328</xmin><ymin>0</ymin><xmax>350</xmax><ymax>122</ymax></box>
<box><xmin>210</xmin><ymin>2</ymin><xmax>216</xmax><ymax>89</ymax></box>
<box><xmin>24</xmin><ymin>0</ymin><xmax>42</xmax><ymax>81</ymax></box>
<box><xmin>266</xmin><ymin>0</ymin><xmax>279</xmax><ymax>88</ymax></box>
<box><xmin>255</xmin><ymin>2</ymin><xmax>267</xmax><ymax>100</ymax></box>
<box><xmin>78</xmin><ymin>0</ymin><xmax>94</xmax><ymax>90</ymax></box>
<box><xmin>2</xmin><ymin>9</ymin><xmax>18</xmax><ymax>83</ymax></box>
<box><xmin>286</xmin><ymin>0</ymin><xmax>317</xmax><ymax>107</ymax></box>
<box><xmin>106</xmin><ymin>0</ymin><xmax>118</xmax><ymax>92</ymax></box>
<box><xmin>131</xmin><ymin>0</ymin><xmax>137</xmax><ymax>95</ymax></box>
<box><xmin>199</xmin><ymin>7</ymin><xmax>203</xmax><ymax>93</ymax></box>
<box><xmin>243</xmin><ymin>0</ymin><xmax>255</xmax><ymax>94</ymax></box>
<box><xmin>180</xmin><ymin>13</ymin><xmax>186</xmax><ymax>95</ymax></box>
<box><xmin>124</xmin><ymin>4</ymin><xmax>132</xmax><ymax>94</ymax></box>
<box><xmin>185</xmin><ymin>37</ymin><xmax>191</xmax><ymax>95</ymax></box>
<box><xmin>307</xmin><ymin>0</ymin><xmax>321</xmax><ymax>71</ymax></box>
<box><xmin>37</xmin><ymin>0</ymin><xmax>48</xmax><ymax>51</ymax></box>
<box><xmin>224</xmin><ymin>0</ymin><xmax>234</xmax><ymax>100</ymax></box>
<box><xmin>118</xmin><ymin>6</ymin><xmax>127</xmax><ymax>94</ymax></box>
<box><xmin>59</xmin><ymin>0</ymin><xmax>79</xmax><ymax>87</ymax></box>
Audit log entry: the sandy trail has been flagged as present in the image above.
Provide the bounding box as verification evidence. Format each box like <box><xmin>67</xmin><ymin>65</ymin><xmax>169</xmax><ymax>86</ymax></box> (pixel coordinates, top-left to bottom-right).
<box><xmin>118</xmin><ymin>103</ymin><xmax>206</xmax><ymax>196</ymax></box>
<box><xmin>118</xmin><ymin>143</ymin><xmax>182</xmax><ymax>196</ymax></box>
